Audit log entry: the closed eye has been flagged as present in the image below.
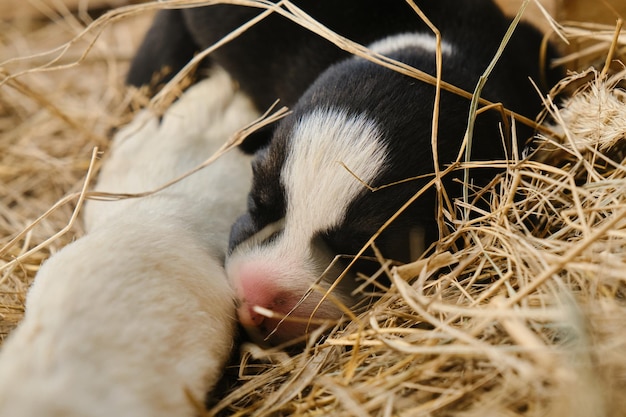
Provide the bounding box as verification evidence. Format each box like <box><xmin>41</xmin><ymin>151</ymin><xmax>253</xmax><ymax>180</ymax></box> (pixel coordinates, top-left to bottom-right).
<box><xmin>250</xmin><ymin>218</ymin><xmax>286</xmax><ymax>247</ymax></box>
<box><xmin>316</xmin><ymin>228</ymin><xmax>371</xmax><ymax>258</ymax></box>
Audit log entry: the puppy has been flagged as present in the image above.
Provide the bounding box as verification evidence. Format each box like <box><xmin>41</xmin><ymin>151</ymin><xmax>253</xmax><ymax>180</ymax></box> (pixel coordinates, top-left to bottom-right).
<box><xmin>0</xmin><ymin>69</ymin><xmax>258</xmax><ymax>416</ymax></box>
<box><xmin>224</xmin><ymin>8</ymin><xmax>561</xmax><ymax>343</ymax></box>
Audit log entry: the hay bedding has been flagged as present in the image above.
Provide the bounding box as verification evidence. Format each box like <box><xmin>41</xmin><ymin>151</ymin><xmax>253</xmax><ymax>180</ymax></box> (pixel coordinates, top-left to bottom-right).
<box><xmin>1</xmin><ymin>0</ymin><xmax>626</xmax><ymax>416</ymax></box>
<box><xmin>0</xmin><ymin>0</ymin><xmax>149</xmax><ymax>341</ymax></box>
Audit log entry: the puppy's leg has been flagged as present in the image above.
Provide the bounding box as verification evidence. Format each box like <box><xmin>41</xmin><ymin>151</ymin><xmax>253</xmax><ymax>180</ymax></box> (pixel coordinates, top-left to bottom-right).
<box><xmin>86</xmin><ymin>67</ymin><xmax>255</xmax><ymax>239</ymax></box>
<box><xmin>0</xmin><ymin>68</ymin><xmax>258</xmax><ymax>417</ymax></box>
<box><xmin>126</xmin><ymin>9</ymin><xmax>202</xmax><ymax>89</ymax></box>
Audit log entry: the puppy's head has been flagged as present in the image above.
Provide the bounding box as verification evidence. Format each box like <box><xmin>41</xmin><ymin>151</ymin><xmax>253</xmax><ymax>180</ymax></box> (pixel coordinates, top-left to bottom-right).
<box><xmin>226</xmin><ymin>107</ymin><xmax>402</xmax><ymax>344</ymax></box>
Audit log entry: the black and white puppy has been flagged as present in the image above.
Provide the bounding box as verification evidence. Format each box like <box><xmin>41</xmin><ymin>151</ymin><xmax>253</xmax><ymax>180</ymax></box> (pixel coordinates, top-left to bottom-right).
<box><xmin>130</xmin><ymin>1</ymin><xmax>560</xmax><ymax>345</ymax></box>
<box><xmin>224</xmin><ymin>6</ymin><xmax>560</xmax><ymax>343</ymax></box>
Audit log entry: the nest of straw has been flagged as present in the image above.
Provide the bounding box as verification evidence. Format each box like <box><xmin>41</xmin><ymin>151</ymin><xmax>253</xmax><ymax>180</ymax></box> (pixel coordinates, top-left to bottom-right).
<box><xmin>2</xmin><ymin>1</ymin><xmax>626</xmax><ymax>416</ymax></box>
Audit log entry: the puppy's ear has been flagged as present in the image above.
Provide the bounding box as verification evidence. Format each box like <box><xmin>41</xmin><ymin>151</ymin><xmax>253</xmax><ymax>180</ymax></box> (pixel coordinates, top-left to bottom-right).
<box><xmin>127</xmin><ymin>9</ymin><xmax>204</xmax><ymax>90</ymax></box>
<box><xmin>238</xmin><ymin>124</ymin><xmax>275</xmax><ymax>154</ymax></box>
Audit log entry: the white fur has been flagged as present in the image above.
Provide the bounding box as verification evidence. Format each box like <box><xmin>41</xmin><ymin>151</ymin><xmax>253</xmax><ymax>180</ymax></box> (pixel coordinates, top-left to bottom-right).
<box><xmin>368</xmin><ymin>32</ymin><xmax>454</xmax><ymax>57</ymax></box>
<box><xmin>282</xmin><ymin>108</ymin><xmax>387</xmax><ymax>242</ymax></box>
<box><xmin>0</xmin><ymin>68</ymin><xmax>258</xmax><ymax>416</ymax></box>
<box><xmin>227</xmin><ymin>108</ymin><xmax>387</xmax><ymax>342</ymax></box>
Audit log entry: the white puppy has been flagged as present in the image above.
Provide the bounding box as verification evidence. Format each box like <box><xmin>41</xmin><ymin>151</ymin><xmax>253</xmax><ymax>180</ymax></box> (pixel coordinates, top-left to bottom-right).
<box><xmin>0</xmin><ymin>68</ymin><xmax>258</xmax><ymax>417</ymax></box>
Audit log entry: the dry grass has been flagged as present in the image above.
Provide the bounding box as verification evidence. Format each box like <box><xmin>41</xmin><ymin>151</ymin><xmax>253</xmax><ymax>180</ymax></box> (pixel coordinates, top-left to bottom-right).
<box><xmin>1</xmin><ymin>1</ymin><xmax>626</xmax><ymax>416</ymax></box>
<box><xmin>0</xmin><ymin>0</ymin><xmax>150</xmax><ymax>340</ymax></box>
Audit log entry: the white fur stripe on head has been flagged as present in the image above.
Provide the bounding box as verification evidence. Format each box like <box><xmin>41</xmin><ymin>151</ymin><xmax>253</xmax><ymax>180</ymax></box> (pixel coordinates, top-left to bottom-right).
<box><xmin>368</xmin><ymin>32</ymin><xmax>454</xmax><ymax>57</ymax></box>
<box><xmin>281</xmin><ymin>108</ymin><xmax>388</xmax><ymax>247</ymax></box>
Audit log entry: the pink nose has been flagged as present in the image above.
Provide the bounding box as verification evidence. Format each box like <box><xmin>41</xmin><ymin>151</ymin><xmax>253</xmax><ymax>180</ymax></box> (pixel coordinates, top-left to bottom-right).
<box><xmin>228</xmin><ymin>261</ymin><xmax>343</xmax><ymax>345</ymax></box>
<box><xmin>231</xmin><ymin>264</ymin><xmax>297</xmax><ymax>336</ymax></box>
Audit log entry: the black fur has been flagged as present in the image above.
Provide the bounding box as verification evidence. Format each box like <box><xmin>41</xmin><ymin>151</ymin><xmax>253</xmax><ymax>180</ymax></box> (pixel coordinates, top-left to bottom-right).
<box><xmin>227</xmin><ymin>1</ymin><xmax>561</xmax><ymax>262</ymax></box>
<box><xmin>128</xmin><ymin>2</ymin><xmax>422</xmax><ymax>109</ymax></box>
<box><xmin>128</xmin><ymin>0</ymin><xmax>560</xmax><ymax>157</ymax></box>
<box><xmin>126</xmin><ymin>9</ymin><xmax>201</xmax><ymax>90</ymax></box>
<box><xmin>128</xmin><ymin>1</ymin><xmax>560</xmax><ymax>113</ymax></box>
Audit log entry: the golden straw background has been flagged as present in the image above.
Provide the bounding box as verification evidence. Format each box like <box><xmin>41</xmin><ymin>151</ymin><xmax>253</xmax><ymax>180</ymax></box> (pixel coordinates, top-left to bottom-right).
<box><xmin>1</xmin><ymin>1</ymin><xmax>626</xmax><ymax>415</ymax></box>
